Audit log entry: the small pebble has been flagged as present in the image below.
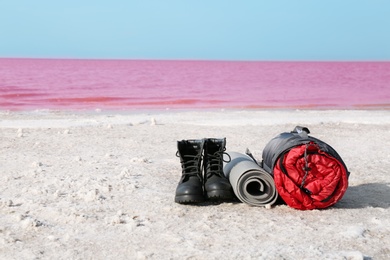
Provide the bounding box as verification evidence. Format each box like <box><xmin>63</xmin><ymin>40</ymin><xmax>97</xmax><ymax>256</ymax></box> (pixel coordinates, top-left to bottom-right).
<box><xmin>17</xmin><ymin>129</ymin><xmax>24</xmax><ymax>137</ymax></box>
<box><xmin>32</xmin><ymin>161</ymin><xmax>43</xmax><ymax>167</ymax></box>
<box><xmin>6</xmin><ymin>200</ymin><xmax>14</xmax><ymax>207</ymax></box>
<box><xmin>105</xmin><ymin>153</ymin><xmax>114</xmax><ymax>158</ymax></box>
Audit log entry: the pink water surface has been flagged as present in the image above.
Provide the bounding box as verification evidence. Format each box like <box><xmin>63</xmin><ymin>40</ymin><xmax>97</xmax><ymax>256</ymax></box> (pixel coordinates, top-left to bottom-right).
<box><xmin>0</xmin><ymin>58</ymin><xmax>389</xmax><ymax>110</ymax></box>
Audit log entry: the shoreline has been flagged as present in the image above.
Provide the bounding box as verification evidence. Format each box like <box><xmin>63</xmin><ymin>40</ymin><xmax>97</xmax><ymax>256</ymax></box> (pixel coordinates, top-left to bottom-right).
<box><xmin>1</xmin><ymin>109</ymin><xmax>390</xmax><ymax>128</ymax></box>
<box><xmin>1</xmin><ymin>103</ymin><xmax>389</xmax><ymax>114</ymax></box>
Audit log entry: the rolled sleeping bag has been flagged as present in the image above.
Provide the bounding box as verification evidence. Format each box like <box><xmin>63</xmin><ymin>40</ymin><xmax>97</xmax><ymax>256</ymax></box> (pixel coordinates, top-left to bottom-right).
<box><xmin>223</xmin><ymin>152</ymin><xmax>279</xmax><ymax>207</ymax></box>
<box><xmin>262</xmin><ymin>126</ymin><xmax>349</xmax><ymax>210</ymax></box>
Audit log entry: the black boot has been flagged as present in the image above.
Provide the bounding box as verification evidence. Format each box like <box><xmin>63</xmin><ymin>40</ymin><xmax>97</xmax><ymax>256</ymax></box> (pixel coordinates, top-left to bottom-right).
<box><xmin>175</xmin><ymin>139</ymin><xmax>205</xmax><ymax>204</ymax></box>
<box><xmin>204</xmin><ymin>138</ymin><xmax>234</xmax><ymax>200</ymax></box>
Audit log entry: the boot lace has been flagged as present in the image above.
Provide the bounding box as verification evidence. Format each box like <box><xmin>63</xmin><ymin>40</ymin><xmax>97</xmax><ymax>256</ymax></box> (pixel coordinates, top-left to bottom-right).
<box><xmin>176</xmin><ymin>152</ymin><xmax>202</xmax><ymax>179</ymax></box>
<box><xmin>205</xmin><ymin>148</ymin><xmax>231</xmax><ymax>178</ymax></box>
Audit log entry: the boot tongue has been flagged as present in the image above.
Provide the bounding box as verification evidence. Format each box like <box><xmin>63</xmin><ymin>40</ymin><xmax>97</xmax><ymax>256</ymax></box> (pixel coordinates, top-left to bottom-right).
<box><xmin>177</xmin><ymin>140</ymin><xmax>203</xmax><ymax>177</ymax></box>
<box><xmin>206</xmin><ymin>141</ymin><xmax>224</xmax><ymax>177</ymax></box>
<box><xmin>209</xmin><ymin>139</ymin><xmax>223</xmax><ymax>154</ymax></box>
<box><xmin>178</xmin><ymin>140</ymin><xmax>202</xmax><ymax>157</ymax></box>
<box><xmin>188</xmin><ymin>140</ymin><xmax>202</xmax><ymax>151</ymax></box>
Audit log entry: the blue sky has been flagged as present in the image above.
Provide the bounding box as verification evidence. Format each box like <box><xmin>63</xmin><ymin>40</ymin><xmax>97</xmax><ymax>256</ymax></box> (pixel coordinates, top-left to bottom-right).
<box><xmin>1</xmin><ymin>0</ymin><xmax>389</xmax><ymax>61</ymax></box>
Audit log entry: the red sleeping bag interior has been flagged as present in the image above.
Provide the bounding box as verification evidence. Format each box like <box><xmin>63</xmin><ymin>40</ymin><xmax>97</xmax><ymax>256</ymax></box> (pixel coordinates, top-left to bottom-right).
<box><xmin>273</xmin><ymin>143</ymin><xmax>348</xmax><ymax>210</ymax></box>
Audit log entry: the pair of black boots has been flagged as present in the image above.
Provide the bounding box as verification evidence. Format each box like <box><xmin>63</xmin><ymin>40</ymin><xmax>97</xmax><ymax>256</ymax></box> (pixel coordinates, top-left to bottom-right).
<box><xmin>174</xmin><ymin>138</ymin><xmax>234</xmax><ymax>204</ymax></box>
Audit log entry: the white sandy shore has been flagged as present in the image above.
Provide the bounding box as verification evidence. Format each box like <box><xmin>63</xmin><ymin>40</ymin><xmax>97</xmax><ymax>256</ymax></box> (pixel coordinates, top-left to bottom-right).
<box><xmin>1</xmin><ymin>109</ymin><xmax>389</xmax><ymax>260</ymax></box>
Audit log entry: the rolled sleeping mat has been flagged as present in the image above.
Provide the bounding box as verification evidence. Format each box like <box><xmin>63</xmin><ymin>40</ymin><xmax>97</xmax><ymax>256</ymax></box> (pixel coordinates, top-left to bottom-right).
<box><xmin>223</xmin><ymin>152</ymin><xmax>278</xmax><ymax>207</ymax></box>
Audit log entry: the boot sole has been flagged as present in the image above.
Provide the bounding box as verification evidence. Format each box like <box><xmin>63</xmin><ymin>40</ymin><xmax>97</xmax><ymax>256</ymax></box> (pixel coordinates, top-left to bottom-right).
<box><xmin>175</xmin><ymin>195</ymin><xmax>205</xmax><ymax>204</ymax></box>
<box><xmin>206</xmin><ymin>190</ymin><xmax>234</xmax><ymax>200</ymax></box>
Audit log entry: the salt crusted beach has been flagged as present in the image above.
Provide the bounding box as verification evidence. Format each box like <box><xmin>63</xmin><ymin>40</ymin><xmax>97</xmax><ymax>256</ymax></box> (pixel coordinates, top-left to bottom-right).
<box><xmin>1</xmin><ymin>109</ymin><xmax>389</xmax><ymax>260</ymax></box>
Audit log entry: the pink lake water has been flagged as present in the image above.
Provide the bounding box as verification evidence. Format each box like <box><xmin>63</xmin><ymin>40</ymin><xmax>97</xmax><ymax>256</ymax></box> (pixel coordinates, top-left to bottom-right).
<box><xmin>0</xmin><ymin>58</ymin><xmax>389</xmax><ymax>110</ymax></box>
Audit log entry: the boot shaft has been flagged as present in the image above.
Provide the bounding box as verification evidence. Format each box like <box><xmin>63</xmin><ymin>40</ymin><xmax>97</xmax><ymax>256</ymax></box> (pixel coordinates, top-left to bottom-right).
<box><xmin>177</xmin><ymin>139</ymin><xmax>204</xmax><ymax>176</ymax></box>
<box><xmin>204</xmin><ymin>138</ymin><xmax>226</xmax><ymax>178</ymax></box>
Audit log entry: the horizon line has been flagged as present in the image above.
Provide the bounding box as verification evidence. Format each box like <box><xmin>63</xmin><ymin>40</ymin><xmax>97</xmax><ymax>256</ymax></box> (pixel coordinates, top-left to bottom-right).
<box><xmin>1</xmin><ymin>56</ymin><xmax>390</xmax><ymax>63</ymax></box>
